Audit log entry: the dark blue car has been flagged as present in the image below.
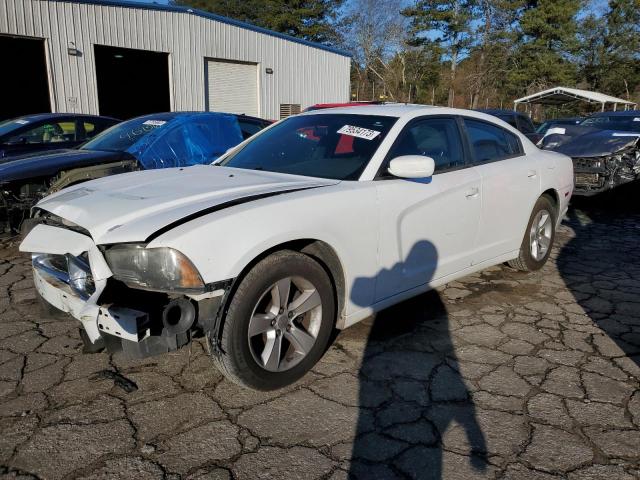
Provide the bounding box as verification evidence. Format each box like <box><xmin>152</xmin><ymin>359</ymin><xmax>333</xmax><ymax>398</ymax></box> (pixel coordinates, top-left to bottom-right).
<box><xmin>539</xmin><ymin>110</ymin><xmax>640</xmax><ymax>195</ymax></box>
<box><xmin>0</xmin><ymin>113</ymin><xmax>119</xmax><ymax>159</ymax></box>
<box><xmin>0</xmin><ymin>111</ymin><xmax>271</xmax><ymax>232</ymax></box>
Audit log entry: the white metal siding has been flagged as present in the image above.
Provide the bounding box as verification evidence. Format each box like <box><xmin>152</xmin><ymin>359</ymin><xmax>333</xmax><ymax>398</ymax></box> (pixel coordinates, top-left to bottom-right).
<box><xmin>207</xmin><ymin>59</ymin><xmax>259</xmax><ymax>117</ymax></box>
<box><xmin>0</xmin><ymin>0</ymin><xmax>351</xmax><ymax>120</ymax></box>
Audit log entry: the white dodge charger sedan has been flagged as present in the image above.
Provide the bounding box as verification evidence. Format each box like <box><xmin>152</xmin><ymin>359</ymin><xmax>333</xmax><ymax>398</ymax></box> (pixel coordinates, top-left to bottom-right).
<box><xmin>20</xmin><ymin>105</ymin><xmax>573</xmax><ymax>390</ymax></box>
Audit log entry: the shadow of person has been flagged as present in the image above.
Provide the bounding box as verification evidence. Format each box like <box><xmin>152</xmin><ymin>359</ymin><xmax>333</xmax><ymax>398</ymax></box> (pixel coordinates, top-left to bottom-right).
<box><xmin>557</xmin><ymin>183</ymin><xmax>640</xmax><ymax>370</ymax></box>
<box><xmin>348</xmin><ymin>240</ymin><xmax>488</xmax><ymax>479</ymax></box>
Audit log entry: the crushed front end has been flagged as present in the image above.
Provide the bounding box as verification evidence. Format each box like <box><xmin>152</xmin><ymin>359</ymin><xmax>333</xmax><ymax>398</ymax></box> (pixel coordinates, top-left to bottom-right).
<box><xmin>539</xmin><ymin>125</ymin><xmax>640</xmax><ymax>196</ymax></box>
<box><xmin>1</xmin><ymin>180</ymin><xmax>49</xmax><ymax>233</ymax></box>
<box><xmin>20</xmin><ymin>222</ymin><xmax>230</xmax><ymax>358</ymax></box>
<box><xmin>571</xmin><ymin>146</ymin><xmax>640</xmax><ymax>195</ymax></box>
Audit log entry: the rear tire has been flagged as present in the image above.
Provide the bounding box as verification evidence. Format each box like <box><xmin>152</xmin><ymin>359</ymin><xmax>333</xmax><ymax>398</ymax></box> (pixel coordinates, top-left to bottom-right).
<box><xmin>508</xmin><ymin>195</ymin><xmax>556</xmax><ymax>272</ymax></box>
<box><xmin>212</xmin><ymin>250</ymin><xmax>335</xmax><ymax>390</ymax></box>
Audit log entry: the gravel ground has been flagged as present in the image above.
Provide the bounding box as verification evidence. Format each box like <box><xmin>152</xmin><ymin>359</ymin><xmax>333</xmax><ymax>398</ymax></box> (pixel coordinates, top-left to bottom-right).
<box><xmin>1</xmin><ymin>185</ymin><xmax>639</xmax><ymax>480</ymax></box>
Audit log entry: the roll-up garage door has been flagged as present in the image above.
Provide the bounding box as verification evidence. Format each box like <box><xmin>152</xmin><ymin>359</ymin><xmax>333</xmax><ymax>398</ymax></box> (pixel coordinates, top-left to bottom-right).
<box><xmin>207</xmin><ymin>59</ymin><xmax>259</xmax><ymax>117</ymax></box>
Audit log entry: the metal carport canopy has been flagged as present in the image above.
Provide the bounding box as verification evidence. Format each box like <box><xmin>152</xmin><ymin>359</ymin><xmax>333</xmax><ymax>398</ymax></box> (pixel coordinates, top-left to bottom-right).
<box><xmin>514</xmin><ymin>86</ymin><xmax>637</xmax><ymax>111</ymax></box>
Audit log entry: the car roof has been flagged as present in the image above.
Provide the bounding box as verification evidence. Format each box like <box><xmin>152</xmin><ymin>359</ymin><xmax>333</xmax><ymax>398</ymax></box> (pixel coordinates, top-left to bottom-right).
<box><xmin>129</xmin><ymin>111</ymin><xmax>268</xmax><ymax>122</ymax></box>
<box><xmin>300</xmin><ymin>104</ymin><xmax>513</xmax><ymax>123</ymax></box>
<box><xmin>476</xmin><ymin>109</ymin><xmax>526</xmax><ymax>117</ymax></box>
<box><xmin>589</xmin><ymin>110</ymin><xmax>640</xmax><ymax>117</ymax></box>
<box><xmin>8</xmin><ymin>113</ymin><xmax>119</xmax><ymax>122</ymax></box>
<box><xmin>301</xmin><ymin>104</ymin><xmax>438</xmax><ymax>117</ymax></box>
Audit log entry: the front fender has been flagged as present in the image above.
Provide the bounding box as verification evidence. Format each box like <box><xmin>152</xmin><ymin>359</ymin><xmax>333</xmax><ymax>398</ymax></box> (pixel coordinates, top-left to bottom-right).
<box><xmin>147</xmin><ymin>183</ymin><xmax>380</xmax><ymax>316</ymax></box>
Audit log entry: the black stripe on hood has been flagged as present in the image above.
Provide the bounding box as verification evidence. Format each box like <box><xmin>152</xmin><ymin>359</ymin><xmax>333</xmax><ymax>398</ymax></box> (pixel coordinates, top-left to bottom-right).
<box><xmin>145</xmin><ymin>185</ymin><xmax>325</xmax><ymax>243</ymax></box>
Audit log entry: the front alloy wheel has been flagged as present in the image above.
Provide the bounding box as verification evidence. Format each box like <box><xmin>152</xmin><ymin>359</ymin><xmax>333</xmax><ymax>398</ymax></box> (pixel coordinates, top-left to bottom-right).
<box><xmin>212</xmin><ymin>250</ymin><xmax>335</xmax><ymax>390</ymax></box>
<box><xmin>248</xmin><ymin>276</ymin><xmax>323</xmax><ymax>372</ymax></box>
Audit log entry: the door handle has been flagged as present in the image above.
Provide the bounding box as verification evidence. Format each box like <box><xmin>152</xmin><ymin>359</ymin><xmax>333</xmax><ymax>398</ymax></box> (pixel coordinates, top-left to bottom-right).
<box><xmin>465</xmin><ymin>187</ymin><xmax>479</xmax><ymax>199</ymax></box>
<box><xmin>528</xmin><ymin>170</ymin><xmax>538</xmax><ymax>178</ymax></box>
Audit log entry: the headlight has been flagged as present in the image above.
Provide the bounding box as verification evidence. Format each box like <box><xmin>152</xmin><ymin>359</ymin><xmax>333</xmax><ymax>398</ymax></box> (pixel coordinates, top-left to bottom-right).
<box><xmin>105</xmin><ymin>244</ymin><xmax>204</xmax><ymax>292</ymax></box>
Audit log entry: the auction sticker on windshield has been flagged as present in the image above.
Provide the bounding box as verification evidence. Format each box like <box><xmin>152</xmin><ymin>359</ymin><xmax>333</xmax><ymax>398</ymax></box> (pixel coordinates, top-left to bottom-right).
<box><xmin>337</xmin><ymin>125</ymin><xmax>381</xmax><ymax>140</ymax></box>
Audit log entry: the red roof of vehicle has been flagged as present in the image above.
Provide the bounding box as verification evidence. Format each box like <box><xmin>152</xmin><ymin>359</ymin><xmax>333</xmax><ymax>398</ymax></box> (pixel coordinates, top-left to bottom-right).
<box><xmin>304</xmin><ymin>102</ymin><xmax>382</xmax><ymax>112</ymax></box>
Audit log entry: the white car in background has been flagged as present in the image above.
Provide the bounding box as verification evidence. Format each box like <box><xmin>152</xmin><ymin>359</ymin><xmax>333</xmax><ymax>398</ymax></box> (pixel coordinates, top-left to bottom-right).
<box><xmin>20</xmin><ymin>105</ymin><xmax>574</xmax><ymax>390</ymax></box>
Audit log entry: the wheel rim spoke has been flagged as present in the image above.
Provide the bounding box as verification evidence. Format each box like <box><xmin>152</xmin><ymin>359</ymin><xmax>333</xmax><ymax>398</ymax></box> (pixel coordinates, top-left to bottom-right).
<box><xmin>262</xmin><ymin>332</ymin><xmax>283</xmax><ymax>370</ymax></box>
<box><xmin>529</xmin><ymin>209</ymin><xmax>553</xmax><ymax>261</ymax></box>
<box><xmin>538</xmin><ymin>235</ymin><xmax>550</xmax><ymax>253</ymax></box>
<box><xmin>271</xmin><ymin>278</ymin><xmax>291</xmax><ymax>311</ymax></box>
<box><xmin>288</xmin><ymin>289</ymin><xmax>321</xmax><ymax>318</ymax></box>
<box><xmin>248</xmin><ymin>313</ymin><xmax>275</xmax><ymax>337</ymax></box>
<box><xmin>538</xmin><ymin>212</ymin><xmax>549</xmax><ymax>229</ymax></box>
<box><xmin>249</xmin><ymin>275</ymin><xmax>322</xmax><ymax>373</ymax></box>
<box><xmin>285</xmin><ymin>325</ymin><xmax>315</xmax><ymax>355</ymax></box>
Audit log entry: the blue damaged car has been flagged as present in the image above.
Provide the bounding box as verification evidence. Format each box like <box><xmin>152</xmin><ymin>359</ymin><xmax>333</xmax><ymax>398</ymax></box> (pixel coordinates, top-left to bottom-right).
<box><xmin>0</xmin><ymin>112</ymin><xmax>271</xmax><ymax>232</ymax></box>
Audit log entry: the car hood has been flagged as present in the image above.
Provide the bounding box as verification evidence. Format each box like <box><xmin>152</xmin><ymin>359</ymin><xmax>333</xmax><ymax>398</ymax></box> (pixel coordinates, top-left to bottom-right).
<box><xmin>36</xmin><ymin>165</ymin><xmax>339</xmax><ymax>244</ymax></box>
<box><xmin>540</xmin><ymin>125</ymin><xmax>640</xmax><ymax>157</ymax></box>
<box><xmin>0</xmin><ymin>149</ymin><xmax>125</xmax><ymax>182</ymax></box>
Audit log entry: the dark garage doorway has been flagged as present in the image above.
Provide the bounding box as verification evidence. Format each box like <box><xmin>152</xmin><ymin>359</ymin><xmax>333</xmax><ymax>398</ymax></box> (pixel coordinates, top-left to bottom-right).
<box><xmin>0</xmin><ymin>35</ymin><xmax>51</xmax><ymax>121</ymax></box>
<box><xmin>94</xmin><ymin>45</ymin><xmax>170</xmax><ymax>119</ymax></box>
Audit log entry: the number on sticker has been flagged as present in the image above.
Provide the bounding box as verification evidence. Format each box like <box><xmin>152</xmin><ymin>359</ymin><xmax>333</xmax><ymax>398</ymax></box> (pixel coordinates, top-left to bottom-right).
<box><xmin>337</xmin><ymin>125</ymin><xmax>381</xmax><ymax>140</ymax></box>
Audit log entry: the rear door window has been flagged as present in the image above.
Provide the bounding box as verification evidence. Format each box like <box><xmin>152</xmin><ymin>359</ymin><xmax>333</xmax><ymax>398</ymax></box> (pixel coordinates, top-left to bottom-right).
<box><xmin>464</xmin><ymin>119</ymin><xmax>523</xmax><ymax>163</ymax></box>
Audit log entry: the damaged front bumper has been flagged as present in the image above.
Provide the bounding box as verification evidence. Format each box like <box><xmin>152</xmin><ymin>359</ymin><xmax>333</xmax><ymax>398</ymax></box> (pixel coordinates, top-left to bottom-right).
<box><xmin>21</xmin><ymin>224</ymin><xmax>230</xmax><ymax>358</ymax></box>
<box><xmin>572</xmin><ymin>148</ymin><xmax>640</xmax><ymax>196</ymax></box>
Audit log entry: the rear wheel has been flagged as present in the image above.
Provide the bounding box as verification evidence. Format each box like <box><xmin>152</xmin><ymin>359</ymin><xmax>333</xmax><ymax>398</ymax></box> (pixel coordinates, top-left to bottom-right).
<box><xmin>508</xmin><ymin>195</ymin><xmax>556</xmax><ymax>271</ymax></box>
<box><xmin>212</xmin><ymin>250</ymin><xmax>335</xmax><ymax>390</ymax></box>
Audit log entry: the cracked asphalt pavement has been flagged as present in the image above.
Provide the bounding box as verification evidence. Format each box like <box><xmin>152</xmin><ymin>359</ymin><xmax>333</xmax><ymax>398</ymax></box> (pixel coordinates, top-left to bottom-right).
<box><xmin>1</xmin><ymin>185</ymin><xmax>640</xmax><ymax>480</ymax></box>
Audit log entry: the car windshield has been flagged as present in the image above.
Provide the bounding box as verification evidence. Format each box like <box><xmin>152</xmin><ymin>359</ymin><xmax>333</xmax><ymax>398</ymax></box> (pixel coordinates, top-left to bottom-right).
<box><xmin>580</xmin><ymin>115</ymin><xmax>640</xmax><ymax>132</ymax></box>
<box><xmin>80</xmin><ymin>117</ymin><xmax>170</xmax><ymax>152</ymax></box>
<box><xmin>0</xmin><ymin>118</ymin><xmax>31</xmax><ymax>137</ymax></box>
<box><xmin>218</xmin><ymin>114</ymin><xmax>397</xmax><ymax>180</ymax></box>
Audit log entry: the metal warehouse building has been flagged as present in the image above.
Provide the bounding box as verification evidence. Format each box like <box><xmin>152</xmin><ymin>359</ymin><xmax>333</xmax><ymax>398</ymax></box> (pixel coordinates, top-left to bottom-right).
<box><xmin>0</xmin><ymin>0</ymin><xmax>350</xmax><ymax>121</ymax></box>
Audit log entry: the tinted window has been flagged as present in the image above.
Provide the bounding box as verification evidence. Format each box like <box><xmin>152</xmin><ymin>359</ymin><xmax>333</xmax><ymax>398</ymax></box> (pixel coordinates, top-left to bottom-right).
<box><xmin>496</xmin><ymin>114</ymin><xmax>518</xmax><ymax>128</ymax></box>
<box><xmin>237</xmin><ymin>119</ymin><xmax>266</xmax><ymax>139</ymax></box>
<box><xmin>464</xmin><ymin>119</ymin><xmax>522</xmax><ymax>163</ymax></box>
<box><xmin>580</xmin><ymin>115</ymin><xmax>640</xmax><ymax>132</ymax></box>
<box><xmin>220</xmin><ymin>114</ymin><xmax>397</xmax><ymax>180</ymax></box>
<box><xmin>82</xmin><ymin>121</ymin><xmax>104</xmax><ymax>139</ymax></box>
<box><xmin>7</xmin><ymin>121</ymin><xmax>77</xmax><ymax>144</ymax></box>
<box><xmin>0</xmin><ymin>118</ymin><xmax>32</xmax><ymax>138</ymax></box>
<box><xmin>385</xmin><ymin>117</ymin><xmax>465</xmax><ymax>174</ymax></box>
<box><xmin>516</xmin><ymin>115</ymin><xmax>535</xmax><ymax>134</ymax></box>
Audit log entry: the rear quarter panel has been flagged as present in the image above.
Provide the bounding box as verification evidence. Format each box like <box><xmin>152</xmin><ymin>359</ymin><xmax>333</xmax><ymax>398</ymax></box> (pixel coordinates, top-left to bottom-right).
<box><xmin>537</xmin><ymin>149</ymin><xmax>574</xmax><ymax>218</ymax></box>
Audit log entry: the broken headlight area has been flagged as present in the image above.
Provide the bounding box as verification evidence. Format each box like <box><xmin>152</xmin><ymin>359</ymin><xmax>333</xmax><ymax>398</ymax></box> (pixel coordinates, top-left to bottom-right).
<box><xmin>104</xmin><ymin>244</ymin><xmax>205</xmax><ymax>293</ymax></box>
<box><xmin>34</xmin><ymin>253</ymin><xmax>95</xmax><ymax>299</ymax></box>
<box><xmin>93</xmin><ymin>279</ymin><xmax>226</xmax><ymax>359</ymax></box>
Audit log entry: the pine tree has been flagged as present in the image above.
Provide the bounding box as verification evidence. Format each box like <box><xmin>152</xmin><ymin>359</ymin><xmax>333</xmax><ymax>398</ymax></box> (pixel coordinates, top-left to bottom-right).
<box><xmin>403</xmin><ymin>0</ymin><xmax>478</xmax><ymax>107</ymax></box>
<box><xmin>509</xmin><ymin>0</ymin><xmax>581</xmax><ymax>94</ymax></box>
<box><xmin>178</xmin><ymin>0</ymin><xmax>344</xmax><ymax>44</ymax></box>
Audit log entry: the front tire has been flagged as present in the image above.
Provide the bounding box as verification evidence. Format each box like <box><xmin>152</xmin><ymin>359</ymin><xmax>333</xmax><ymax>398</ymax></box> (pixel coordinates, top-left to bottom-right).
<box><xmin>508</xmin><ymin>195</ymin><xmax>556</xmax><ymax>272</ymax></box>
<box><xmin>212</xmin><ymin>250</ymin><xmax>335</xmax><ymax>390</ymax></box>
